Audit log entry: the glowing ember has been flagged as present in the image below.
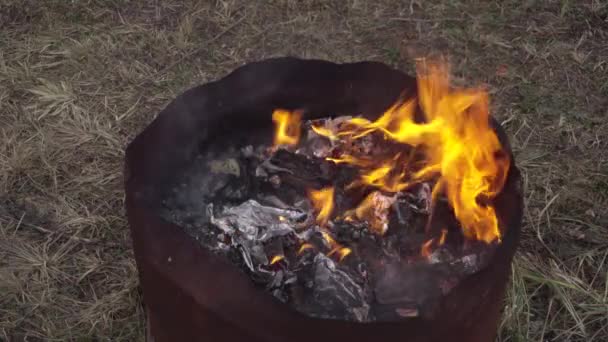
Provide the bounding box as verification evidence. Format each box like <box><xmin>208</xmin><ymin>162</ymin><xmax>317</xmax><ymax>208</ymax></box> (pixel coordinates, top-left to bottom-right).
<box><xmin>273</xmin><ymin>59</ymin><xmax>509</xmax><ymax>244</ymax></box>
<box><xmin>272</xmin><ymin>109</ymin><xmax>302</xmax><ymax>147</ymax></box>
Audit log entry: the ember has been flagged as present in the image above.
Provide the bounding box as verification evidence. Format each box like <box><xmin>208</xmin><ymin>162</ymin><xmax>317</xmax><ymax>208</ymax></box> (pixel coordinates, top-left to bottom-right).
<box><xmin>160</xmin><ymin>59</ymin><xmax>511</xmax><ymax>323</ymax></box>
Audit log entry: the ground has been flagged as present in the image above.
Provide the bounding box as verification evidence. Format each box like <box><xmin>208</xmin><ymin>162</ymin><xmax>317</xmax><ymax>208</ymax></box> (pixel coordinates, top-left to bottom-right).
<box><xmin>0</xmin><ymin>0</ymin><xmax>606</xmax><ymax>341</ymax></box>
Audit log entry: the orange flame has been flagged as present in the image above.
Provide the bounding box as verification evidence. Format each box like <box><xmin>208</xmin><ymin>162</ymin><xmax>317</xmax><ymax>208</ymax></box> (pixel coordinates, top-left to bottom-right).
<box><xmin>421</xmin><ymin>229</ymin><xmax>448</xmax><ymax>258</ymax></box>
<box><xmin>415</xmin><ymin>61</ymin><xmax>509</xmax><ymax>242</ymax></box>
<box><xmin>270</xmin><ymin>255</ymin><xmax>285</xmax><ymax>265</ymax></box>
<box><xmin>297</xmin><ymin>243</ymin><xmax>315</xmax><ymax>254</ymax></box>
<box><xmin>321</xmin><ymin>231</ymin><xmax>351</xmax><ymax>262</ymax></box>
<box><xmin>321</xmin><ymin>60</ymin><xmax>509</xmax><ymax>243</ymax></box>
<box><xmin>421</xmin><ymin>239</ymin><xmax>434</xmax><ymax>258</ymax></box>
<box><xmin>308</xmin><ymin>187</ymin><xmax>334</xmax><ymax>226</ymax></box>
<box><xmin>272</xmin><ymin>109</ymin><xmax>302</xmax><ymax>147</ymax></box>
<box><xmin>328</xmin><ymin>247</ymin><xmax>352</xmax><ymax>262</ymax></box>
<box><xmin>311</xmin><ymin>124</ymin><xmax>338</xmax><ymax>141</ymax></box>
<box><xmin>439</xmin><ymin>229</ymin><xmax>448</xmax><ymax>245</ymax></box>
<box><xmin>272</xmin><ymin>59</ymin><xmax>509</xmax><ymax>244</ymax></box>
<box><xmin>320</xmin><ymin>230</ymin><xmax>336</xmax><ymax>245</ymax></box>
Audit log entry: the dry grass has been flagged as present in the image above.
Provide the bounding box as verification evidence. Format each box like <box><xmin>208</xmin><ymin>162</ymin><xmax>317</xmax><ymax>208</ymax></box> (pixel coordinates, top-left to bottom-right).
<box><xmin>0</xmin><ymin>0</ymin><xmax>606</xmax><ymax>340</ymax></box>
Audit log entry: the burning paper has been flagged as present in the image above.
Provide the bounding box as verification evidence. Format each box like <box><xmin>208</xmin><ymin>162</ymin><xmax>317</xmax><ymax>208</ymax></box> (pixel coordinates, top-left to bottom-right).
<box><xmin>305</xmin><ymin>60</ymin><xmax>509</xmax><ymax>243</ymax></box>
<box><xmin>161</xmin><ymin>59</ymin><xmax>508</xmax><ymax>322</ymax></box>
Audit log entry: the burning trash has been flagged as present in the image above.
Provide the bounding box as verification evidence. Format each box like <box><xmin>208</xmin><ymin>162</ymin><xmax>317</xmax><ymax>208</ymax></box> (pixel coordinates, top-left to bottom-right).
<box><xmin>159</xmin><ymin>59</ymin><xmax>512</xmax><ymax>323</ymax></box>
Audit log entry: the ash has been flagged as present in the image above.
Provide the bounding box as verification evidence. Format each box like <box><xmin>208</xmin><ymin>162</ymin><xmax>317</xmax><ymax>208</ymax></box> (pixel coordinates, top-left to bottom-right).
<box><xmin>160</xmin><ymin>117</ymin><xmax>496</xmax><ymax>322</ymax></box>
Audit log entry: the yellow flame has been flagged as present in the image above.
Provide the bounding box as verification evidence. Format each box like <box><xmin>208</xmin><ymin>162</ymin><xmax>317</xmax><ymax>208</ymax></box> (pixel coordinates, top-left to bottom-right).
<box><xmin>297</xmin><ymin>243</ymin><xmax>314</xmax><ymax>254</ymax></box>
<box><xmin>309</xmin><ymin>187</ymin><xmax>335</xmax><ymax>226</ymax></box>
<box><xmin>320</xmin><ymin>230</ymin><xmax>336</xmax><ymax>245</ymax></box>
<box><xmin>338</xmin><ymin>247</ymin><xmax>352</xmax><ymax>261</ymax></box>
<box><xmin>320</xmin><ymin>231</ymin><xmax>350</xmax><ymax>262</ymax></box>
<box><xmin>328</xmin><ymin>247</ymin><xmax>352</xmax><ymax>262</ymax></box>
<box><xmin>421</xmin><ymin>238</ymin><xmax>434</xmax><ymax>257</ymax></box>
<box><xmin>326</xmin><ymin>154</ymin><xmax>373</xmax><ymax>167</ymax></box>
<box><xmin>421</xmin><ymin>229</ymin><xmax>448</xmax><ymax>258</ymax></box>
<box><xmin>270</xmin><ymin>255</ymin><xmax>284</xmax><ymax>265</ymax></box>
<box><xmin>314</xmin><ymin>59</ymin><xmax>509</xmax><ymax>243</ymax></box>
<box><xmin>272</xmin><ymin>109</ymin><xmax>302</xmax><ymax>147</ymax></box>
<box><xmin>311</xmin><ymin>124</ymin><xmax>338</xmax><ymax>140</ymax></box>
<box><xmin>414</xmin><ymin>61</ymin><xmax>508</xmax><ymax>242</ymax></box>
<box><xmin>271</xmin><ymin>59</ymin><xmax>509</xmax><ymax>244</ymax></box>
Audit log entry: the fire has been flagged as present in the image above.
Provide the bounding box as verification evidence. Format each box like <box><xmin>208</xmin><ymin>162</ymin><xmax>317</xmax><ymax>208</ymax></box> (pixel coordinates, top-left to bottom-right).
<box><xmin>273</xmin><ymin>59</ymin><xmax>509</xmax><ymax>244</ymax></box>
<box><xmin>421</xmin><ymin>239</ymin><xmax>435</xmax><ymax>258</ymax></box>
<box><xmin>414</xmin><ymin>61</ymin><xmax>509</xmax><ymax>243</ymax></box>
<box><xmin>297</xmin><ymin>243</ymin><xmax>314</xmax><ymax>254</ymax></box>
<box><xmin>421</xmin><ymin>229</ymin><xmax>449</xmax><ymax>257</ymax></box>
<box><xmin>328</xmin><ymin>247</ymin><xmax>352</xmax><ymax>262</ymax></box>
<box><xmin>346</xmin><ymin>191</ymin><xmax>395</xmax><ymax>235</ymax></box>
<box><xmin>439</xmin><ymin>229</ymin><xmax>448</xmax><ymax>245</ymax></box>
<box><xmin>308</xmin><ymin>187</ymin><xmax>335</xmax><ymax>226</ymax></box>
<box><xmin>321</xmin><ymin>231</ymin><xmax>351</xmax><ymax>262</ymax></box>
<box><xmin>311</xmin><ymin>125</ymin><xmax>338</xmax><ymax>141</ymax></box>
<box><xmin>270</xmin><ymin>255</ymin><xmax>285</xmax><ymax>265</ymax></box>
<box><xmin>272</xmin><ymin>109</ymin><xmax>302</xmax><ymax>147</ymax></box>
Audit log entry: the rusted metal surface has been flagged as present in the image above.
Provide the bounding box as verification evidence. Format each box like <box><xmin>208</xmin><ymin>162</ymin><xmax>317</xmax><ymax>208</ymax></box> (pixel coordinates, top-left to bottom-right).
<box><xmin>125</xmin><ymin>58</ymin><xmax>523</xmax><ymax>342</ymax></box>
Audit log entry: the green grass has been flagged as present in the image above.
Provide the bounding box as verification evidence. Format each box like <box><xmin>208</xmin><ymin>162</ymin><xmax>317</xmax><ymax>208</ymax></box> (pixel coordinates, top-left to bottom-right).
<box><xmin>1</xmin><ymin>0</ymin><xmax>607</xmax><ymax>340</ymax></box>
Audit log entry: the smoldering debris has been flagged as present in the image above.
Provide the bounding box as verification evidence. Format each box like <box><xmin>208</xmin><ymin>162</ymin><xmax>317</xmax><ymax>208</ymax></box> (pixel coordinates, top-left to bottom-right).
<box><xmin>159</xmin><ymin>117</ymin><xmax>496</xmax><ymax>322</ymax></box>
